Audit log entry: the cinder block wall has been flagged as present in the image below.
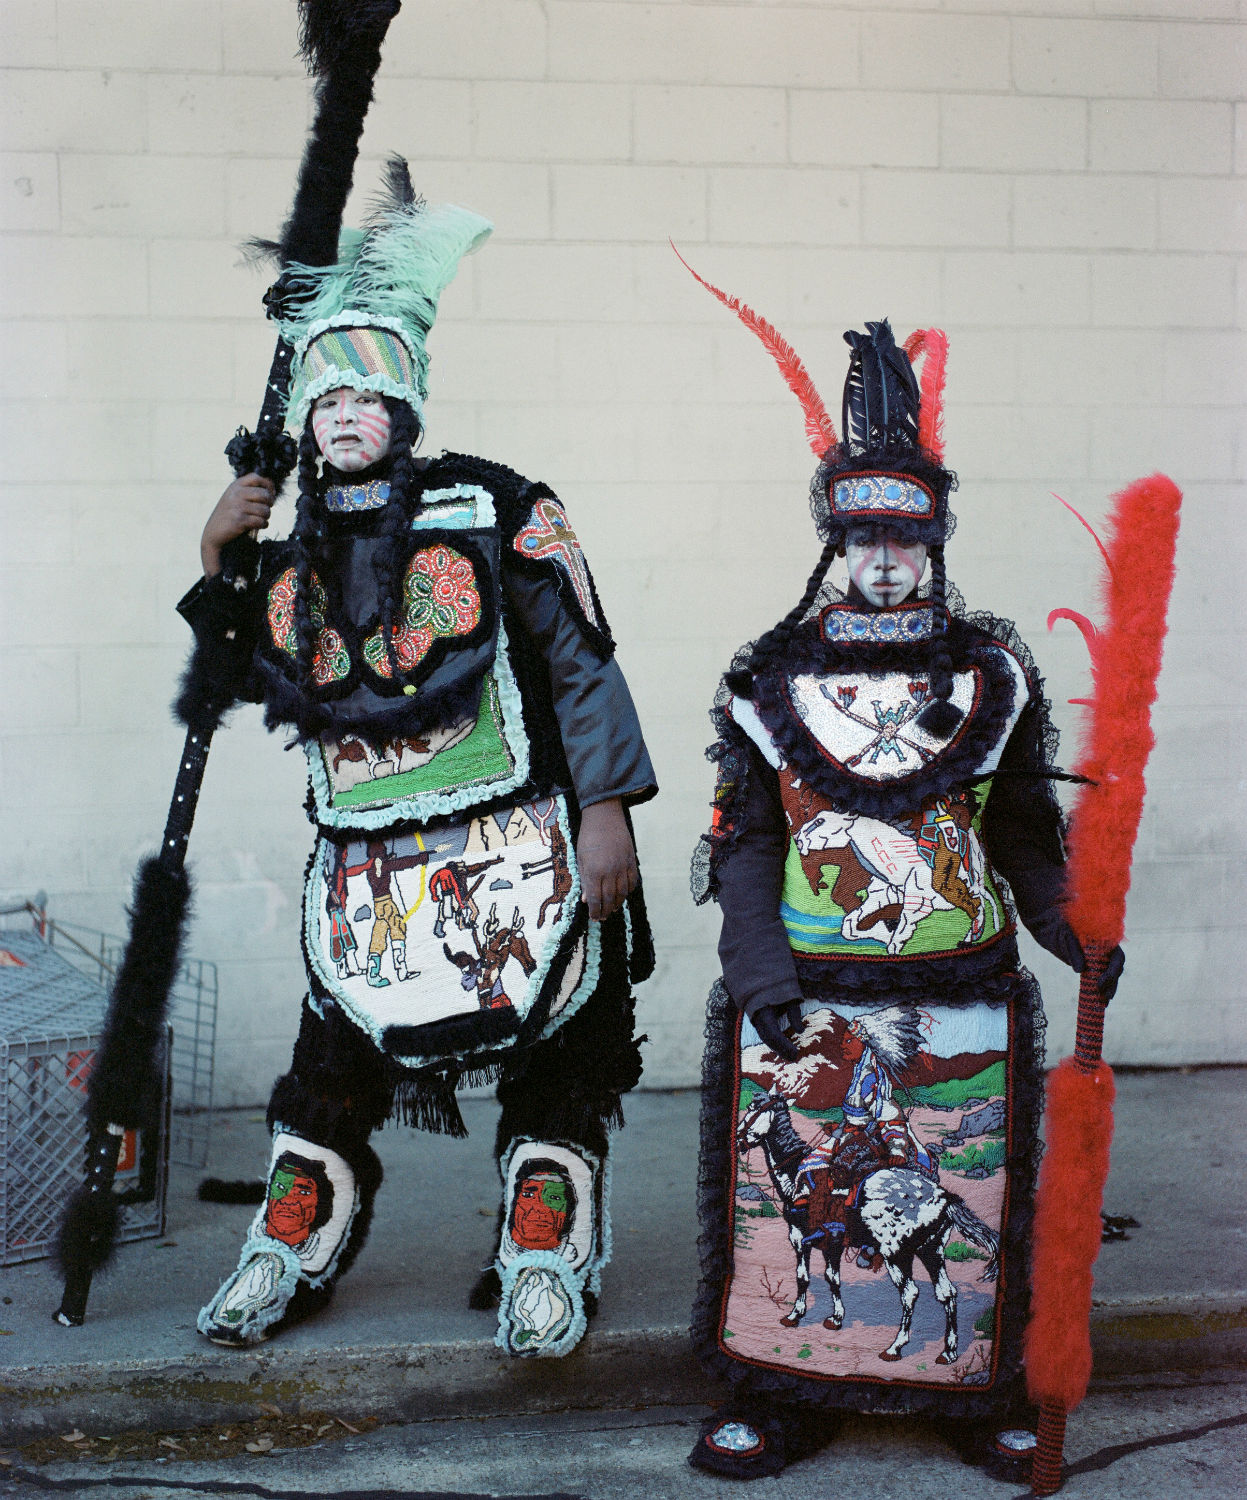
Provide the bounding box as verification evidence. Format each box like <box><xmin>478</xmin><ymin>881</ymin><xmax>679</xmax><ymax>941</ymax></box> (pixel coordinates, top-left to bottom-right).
<box><xmin>1</xmin><ymin>1</ymin><xmax>1243</xmax><ymax>1104</ymax></box>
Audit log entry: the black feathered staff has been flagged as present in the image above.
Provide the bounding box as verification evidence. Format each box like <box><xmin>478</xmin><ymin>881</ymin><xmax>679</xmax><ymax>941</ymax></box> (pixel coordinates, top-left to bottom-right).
<box><xmin>55</xmin><ymin>0</ymin><xmax>402</xmax><ymax>1327</ymax></box>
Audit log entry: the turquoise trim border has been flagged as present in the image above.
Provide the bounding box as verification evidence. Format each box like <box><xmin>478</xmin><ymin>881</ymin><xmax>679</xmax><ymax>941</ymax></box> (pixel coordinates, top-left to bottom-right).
<box><xmin>303</xmin><ymin>794</ymin><xmax>584</xmax><ymax>1068</ymax></box>
<box><xmin>416</xmin><ymin>485</ymin><xmax>496</xmax><ymax>529</ymax></box>
<box><xmin>537</xmin><ymin>915</ymin><xmax>602</xmax><ymax>1045</ymax></box>
<box><xmin>306</xmin><ymin>618</ymin><xmax>531</xmax><ymax>831</ymax></box>
<box><xmin>494</xmin><ymin>1251</ymin><xmax>588</xmax><ymax>1359</ymax></box>
<box><xmin>197</xmin><ymin>1237</ymin><xmax>302</xmax><ymax>1343</ymax></box>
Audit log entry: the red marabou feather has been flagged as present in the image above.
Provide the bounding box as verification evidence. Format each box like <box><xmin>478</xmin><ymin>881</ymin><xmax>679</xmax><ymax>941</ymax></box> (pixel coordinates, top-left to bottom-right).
<box><xmin>1061</xmin><ymin>474</ymin><xmax>1181</xmax><ymax>948</ymax></box>
<box><xmin>903</xmin><ymin>328</ymin><xmax>948</xmax><ymax>461</ymax></box>
<box><xmin>671</xmin><ymin>243</ymin><xmax>837</xmax><ymax>457</ymax></box>
<box><xmin>1025</xmin><ymin>1058</ymin><xmax>1116</xmax><ymax>1411</ymax></box>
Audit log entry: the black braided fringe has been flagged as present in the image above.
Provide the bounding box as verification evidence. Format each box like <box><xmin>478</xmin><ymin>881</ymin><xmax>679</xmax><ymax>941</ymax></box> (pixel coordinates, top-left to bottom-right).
<box><xmin>690</xmin><ymin>972</ymin><xmax>1046</xmax><ymax>1420</ymax></box>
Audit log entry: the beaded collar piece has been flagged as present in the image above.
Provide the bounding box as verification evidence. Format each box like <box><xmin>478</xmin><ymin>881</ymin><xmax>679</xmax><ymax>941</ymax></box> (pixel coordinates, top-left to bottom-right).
<box><xmin>324</xmin><ymin>479</ymin><xmax>391</xmax><ymax>513</ymax></box>
<box><xmin>820</xmin><ymin>600</ymin><xmax>938</xmax><ymax>646</ymax></box>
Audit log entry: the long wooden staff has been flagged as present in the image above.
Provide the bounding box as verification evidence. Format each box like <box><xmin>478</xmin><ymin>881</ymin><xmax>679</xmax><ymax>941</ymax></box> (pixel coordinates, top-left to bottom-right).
<box><xmin>1024</xmin><ymin>474</ymin><xmax>1182</xmax><ymax>1494</ymax></box>
<box><xmin>54</xmin><ymin>0</ymin><xmax>402</xmax><ymax>1328</ymax></box>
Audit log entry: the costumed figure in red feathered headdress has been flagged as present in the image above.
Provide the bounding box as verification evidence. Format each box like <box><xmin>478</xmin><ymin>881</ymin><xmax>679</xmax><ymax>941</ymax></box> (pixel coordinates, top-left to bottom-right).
<box><xmin>677</xmin><ymin>255</ymin><xmax>1122</xmax><ymax>1482</ymax></box>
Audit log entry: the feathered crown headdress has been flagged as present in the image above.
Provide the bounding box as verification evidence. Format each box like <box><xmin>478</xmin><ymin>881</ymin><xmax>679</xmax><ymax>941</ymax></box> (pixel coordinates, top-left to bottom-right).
<box><xmin>276</xmin><ymin>157</ymin><xmax>492</xmax><ymax>430</ymax></box>
<box><xmin>673</xmin><ymin>246</ymin><xmax>953</xmax><ymax>546</ymax></box>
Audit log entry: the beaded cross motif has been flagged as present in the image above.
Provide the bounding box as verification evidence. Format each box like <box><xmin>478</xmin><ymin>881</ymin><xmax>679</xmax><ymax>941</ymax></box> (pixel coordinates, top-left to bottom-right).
<box><xmin>513</xmin><ymin>497</ymin><xmax>602</xmax><ymax>628</ymax></box>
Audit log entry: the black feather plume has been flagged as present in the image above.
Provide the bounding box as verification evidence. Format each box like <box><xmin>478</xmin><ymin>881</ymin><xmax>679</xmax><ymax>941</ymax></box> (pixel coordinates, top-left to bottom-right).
<box><xmin>841</xmin><ymin>319</ymin><xmax>921</xmax><ymax>459</ymax></box>
<box><xmin>279</xmin><ymin>0</ymin><xmax>403</xmax><ymax>267</ymax></box>
<box><xmin>240</xmin><ymin>236</ymin><xmax>284</xmax><ymax>270</ymax></box>
<box><xmin>365</xmin><ymin>152</ymin><xmax>421</xmax><ymax>224</ymax></box>
<box><xmin>297</xmin><ymin>0</ymin><xmax>402</xmax><ymax>78</ymax></box>
<box><xmin>87</xmin><ymin>858</ymin><xmax>191</xmax><ymax>1131</ymax></box>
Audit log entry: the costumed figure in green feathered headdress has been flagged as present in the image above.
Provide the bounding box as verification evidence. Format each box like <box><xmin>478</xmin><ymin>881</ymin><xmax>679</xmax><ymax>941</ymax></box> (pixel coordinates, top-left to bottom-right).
<box><xmin>187</xmin><ymin>163</ymin><xmax>656</xmax><ymax>1359</ymax></box>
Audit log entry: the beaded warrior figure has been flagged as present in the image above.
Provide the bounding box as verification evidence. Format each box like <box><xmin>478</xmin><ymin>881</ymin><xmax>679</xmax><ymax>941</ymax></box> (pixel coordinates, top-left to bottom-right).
<box><xmin>679</xmin><ymin>262</ymin><xmax>1121</xmax><ymax>1481</ymax></box>
<box><xmin>184</xmin><ymin>167</ymin><xmax>656</xmax><ymax>1358</ymax></box>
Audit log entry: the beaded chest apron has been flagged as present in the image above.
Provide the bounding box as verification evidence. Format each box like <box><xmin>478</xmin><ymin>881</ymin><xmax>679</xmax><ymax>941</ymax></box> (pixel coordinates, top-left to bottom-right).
<box><xmin>297</xmin><ymin>488</ymin><xmax>600</xmax><ymax>1069</ymax></box>
<box><xmin>704</xmin><ymin>623</ymin><xmax>1043</xmax><ymax>1404</ymax></box>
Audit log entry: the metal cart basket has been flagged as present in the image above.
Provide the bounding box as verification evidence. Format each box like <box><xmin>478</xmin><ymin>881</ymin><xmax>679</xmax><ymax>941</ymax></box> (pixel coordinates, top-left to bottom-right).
<box><xmin>0</xmin><ymin>900</ymin><xmax>217</xmax><ymax>1266</ymax></box>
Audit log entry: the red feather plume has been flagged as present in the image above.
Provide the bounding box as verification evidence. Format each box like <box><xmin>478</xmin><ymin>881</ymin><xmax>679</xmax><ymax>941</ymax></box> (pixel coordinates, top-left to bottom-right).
<box><xmin>903</xmin><ymin>327</ymin><xmax>948</xmax><ymax>461</ymax></box>
<box><xmin>1057</xmin><ymin>474</ymin><xmax>1182</xmax><ymax>948</ymax></box>
<box><xmin>1025</xmin><ymin>1058</ymin><xmax>1115</xmax><ymax>1412</ymax></box>
<box><xmin>672</xmin><ymin>243</ymin><xmax>837</xmax><ymax>458</ymax></box>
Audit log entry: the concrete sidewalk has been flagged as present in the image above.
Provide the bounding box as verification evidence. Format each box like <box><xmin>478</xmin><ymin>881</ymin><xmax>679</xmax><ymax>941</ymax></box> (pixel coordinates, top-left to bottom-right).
<box><xmin>1</xmin><ymin>1072</ymin><xmax>1244</xmax><ymax>1445</ymax></box>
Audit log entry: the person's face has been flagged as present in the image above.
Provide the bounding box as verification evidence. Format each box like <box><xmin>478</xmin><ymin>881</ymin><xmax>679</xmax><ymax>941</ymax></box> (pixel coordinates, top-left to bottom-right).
<box><xmin>512</xmin><ymin>1174</ymin><xmax>570</xmax><ymax>1251</ymax></box>
<box><xmin>312</xmin><ymin>387</ymin><xmax>392</xmax><ymax>472</ymax></box>
<box><xmin>841</xmin><ymin>1027</ymin><xmax>866</xmax><ymax>1063</ymax></box>
<box><xmin>844</xmin><ymin>526</ymin><xmax>928</xmax><ymax>608</ymax></box>
<box><xmin>266</xmin><ymin>1168</ymin><xmax>319</xmax><ymax>1245</ymax></box>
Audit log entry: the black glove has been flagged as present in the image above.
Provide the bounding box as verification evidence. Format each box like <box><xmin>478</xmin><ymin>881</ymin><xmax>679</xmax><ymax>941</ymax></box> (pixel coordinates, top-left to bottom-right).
<box><xmin>751</xmin><ymin>1000</ymin><xmax>803</xmax><ymax>1062</ymax></box>
<box><xmin>1027</xmin><ymin>909</ymin><xmax>1124</xmax><ymax>1002</ymax></box>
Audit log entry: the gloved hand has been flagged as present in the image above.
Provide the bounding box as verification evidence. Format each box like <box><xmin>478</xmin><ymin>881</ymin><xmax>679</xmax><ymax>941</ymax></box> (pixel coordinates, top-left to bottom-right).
<box><xmin>1026</xmin><ymin>909</ymin><xmax>1124</xmax><ymax>1002</ymax></box>
<box><xmin>751</xmin><ymin>1000</ymin><xmax>804</xmax><ymax>1062</ymax></box>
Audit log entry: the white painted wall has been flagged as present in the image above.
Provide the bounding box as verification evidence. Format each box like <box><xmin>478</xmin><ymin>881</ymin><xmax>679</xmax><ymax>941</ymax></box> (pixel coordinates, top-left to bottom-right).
<box><xmin>2</xmin><ymin>0</ymin><xmax>1243</xmax><ymax>1104</ymax></box>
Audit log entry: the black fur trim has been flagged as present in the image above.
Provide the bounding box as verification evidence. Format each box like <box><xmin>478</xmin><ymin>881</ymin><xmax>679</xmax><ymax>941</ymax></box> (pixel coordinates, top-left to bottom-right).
<box><xmin>257</xmin><ymin>655</ymin><xmax>488</xmax><ymax>746</ymax></box>
<box><xmin>87</xmin><ymin>859</ymin><xmax>191</xmax><ymax>1131</ymax></box>
<box><xmin>198</xmin><ymin>1178</ymin><xmax>266</xmax><ymax>1205</ymax></box>
<box><xmin>173</xmin><ymin>575</ymin><xmax>260</xmax><ymax>731</ymax></box>
<box><xmin>690</xmin><ymin>974</ymin><xmax>1045</xmax><ymax>1419</ymax></box>
<box><xmin>749</xmin><ymin>619</ymin><xmax>1022</xmax><ymax>824</ymax></box>
<box><xmin>296</xmin><ymin>0</ymin><xmax>401</xmax><ymax>79</ymax></box>
<box><xmin>383</xmin><ymin>1005</ymin><xmax>521</xmax><ymax>1060</ymax></box>
<box><xmin>278</xmin><ymin>1</ymin><xmax>400</xmax><ymax>267</ymax></box>
<box><xmin>56</xmin><ymin>1183</ymin><xmax>120</xmax><ymax>1279</ymax></box>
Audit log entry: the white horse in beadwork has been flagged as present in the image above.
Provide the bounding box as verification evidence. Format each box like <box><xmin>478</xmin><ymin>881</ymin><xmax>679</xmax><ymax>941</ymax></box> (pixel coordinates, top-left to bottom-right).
<box><xmin>794</xmin><ymin>808</ymin><xmax>996</xmax><ymax>954</ymax></box>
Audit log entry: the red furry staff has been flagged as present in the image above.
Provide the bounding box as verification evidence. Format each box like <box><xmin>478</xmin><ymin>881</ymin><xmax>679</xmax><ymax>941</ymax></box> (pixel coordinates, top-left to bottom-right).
<box><xmin>1025</xmin><ymin>474</ymin><xmax>1182</xmax><ymax>1494</ymax></box>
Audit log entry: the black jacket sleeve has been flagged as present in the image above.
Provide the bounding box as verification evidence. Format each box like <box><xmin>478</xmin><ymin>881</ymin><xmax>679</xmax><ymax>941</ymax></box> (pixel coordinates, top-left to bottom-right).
<box><xmin>503</xmin><ymin>566</ymin><xmax>657</xmax><ymax>808</ymax></box>
<box><xmin>714</xmin><ymin>741</ymin><xmax>802</xmax><ymax>1018</ymax></box>
<box><xmin>981</xmin><ymin>696</ymin><xmax>1079</xmax><ymax>964</ymax></box>
<box><xmin>173</xmin><ymin>568</ymin><xmax>265</xmax><ymax>729</ymax></box>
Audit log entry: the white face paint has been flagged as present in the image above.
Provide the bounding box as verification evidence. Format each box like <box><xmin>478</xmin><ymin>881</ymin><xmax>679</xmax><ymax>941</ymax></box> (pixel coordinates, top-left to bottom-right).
<box><xmin>311</xmin><ymin>388</ymin><xmax>393</xmax><ymax>473</ymax></box>
<box><xmin>844</xmin><ymin>527</ymin><xmax>928</xmax><ymax>608</ymax></box>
